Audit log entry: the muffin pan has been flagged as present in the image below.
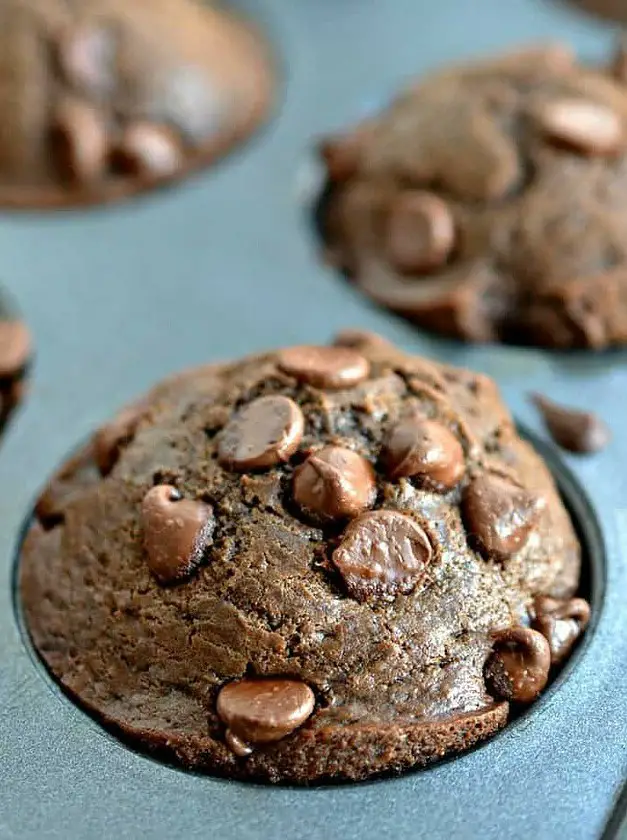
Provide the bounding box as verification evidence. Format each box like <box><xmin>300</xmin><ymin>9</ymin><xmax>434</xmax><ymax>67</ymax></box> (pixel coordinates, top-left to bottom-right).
<box><xmin>1</xmin><ymin>0</ymin><xmax>626</xmax><ymax>837</ymax></box>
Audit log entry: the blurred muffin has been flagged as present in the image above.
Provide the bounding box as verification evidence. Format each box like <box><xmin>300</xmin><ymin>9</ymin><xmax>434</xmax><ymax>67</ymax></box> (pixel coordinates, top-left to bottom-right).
<box><xmin>319</xmin><ymin>43</ymin><xmax>627</xmax><ymax>348</ymax></box>
<box><xmin>0</xmin><ymin>0</ymin><xmax>274</xmax><ymax>207</ymax></box>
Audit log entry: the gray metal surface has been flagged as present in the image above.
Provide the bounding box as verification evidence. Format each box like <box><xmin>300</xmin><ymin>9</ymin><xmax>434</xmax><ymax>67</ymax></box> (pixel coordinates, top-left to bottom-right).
<box><xmin>1</xmin><ymin>0</ymin><xmax>626</xmax><ymax>837</ymax></box>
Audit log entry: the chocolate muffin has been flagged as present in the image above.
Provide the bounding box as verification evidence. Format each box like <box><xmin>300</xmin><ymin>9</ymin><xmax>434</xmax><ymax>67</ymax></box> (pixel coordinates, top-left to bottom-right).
<box><xmin>0</xmin><ymin>0</ymin><xmax>273</xmax><ymax>208</ymax></box>
<box><xmin>20</xmin><ymin>331</ymin><xmax>589</xmax><ymax>783</ymax></box>
<box><xmin>319</xmin><ymin>43</ymin><xmax>627</xmax><ymax>348</ymax></box>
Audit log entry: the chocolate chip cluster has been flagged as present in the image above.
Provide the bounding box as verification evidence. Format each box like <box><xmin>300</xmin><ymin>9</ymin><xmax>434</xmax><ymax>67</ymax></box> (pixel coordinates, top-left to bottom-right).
<box><xmin>25</xmin><ymin>332</ymin><xmax>590</xmax><ymax>778</ymax></box>
<box><xmin>120</xmin><ymin>337</ymin><xmax>590</xmax><ymax>757</ymax></box>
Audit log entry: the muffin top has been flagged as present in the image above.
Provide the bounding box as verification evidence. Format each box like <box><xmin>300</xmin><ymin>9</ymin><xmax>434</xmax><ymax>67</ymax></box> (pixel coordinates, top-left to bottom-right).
<box><xmin>21</xmin><ymin>331</ymin><xmax>586</xmax><ymax>782</ymax></box>
<box><xmin>0</xmin><ymin>0</ymin><xmax>273</xmax><ymax>207</ymax></box>
<box><xmin>320</xmin><ymin>43</ymin><xmax>627</xmax><ymax>348</ymax></box>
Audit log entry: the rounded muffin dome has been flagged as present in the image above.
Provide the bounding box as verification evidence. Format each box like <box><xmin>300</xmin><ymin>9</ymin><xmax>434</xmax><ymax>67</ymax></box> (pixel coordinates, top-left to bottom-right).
<box><xmin>20</xmin><ymin>331</ymin><xmax>588</xmax><ymax>782</ymax></box>
<box><xmin>0</xmin><ymin>0</ymin><xmax>273</xmax><ymax>207</ymax></box>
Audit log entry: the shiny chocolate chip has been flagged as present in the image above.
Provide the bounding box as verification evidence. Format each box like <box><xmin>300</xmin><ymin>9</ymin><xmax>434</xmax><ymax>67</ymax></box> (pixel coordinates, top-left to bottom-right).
<box><xmin>111</xmin><ymin>123</ymin><xmax>184</xmax><ymax>179</ymax></box>
<box><xmin>385</xmin><ymin>191</ymin><xmax>455</xmax><ymax>274</ymax></box>
<box><xmin>277</xmin><ymin>345</ymin><xmax>370</xmax><ymax>390</ymax></box>
<box><xmin>332</xmin><ymin>510</ymin><xmax>433</xmax><ymax>602</ymax></box>
<box><xmin>218</xmin><ymin>395</ymin><xmax>304</xmax><ymax>471</ymax></box>
<box><xmin>531</xmin><ymin>393</ymin><xmax>610</xmax><ymax>454</ymax></box>
<box><xmin>332</xmin><ymin>328</ymin><xmax>392</xmax><ymax>352</ymax></box>
<box><xmin>141</xmin><ymin>484</ymin><xmax>214</xmax><ymax>584</ymax></box>
<box><xmin>532</xmin><ymin>596</ymin><xmax>590</xmax><ymax>664</ymax></box>
<box><xmin>535</xmin><ymin>98</ymin><xmax>623</xmax><ymax>156</ymax></box>
<box><xmin>217</xmin><ymin>678</ymin><xmax>315</xmax><ymax>753</ymax></box>
<box><xmin>382</xmin><ymin>415</ymin><xmax>465</xmax><ymax>489</ymax></box>
<box><xmin>293</xmin><ymin>446</ymin><xmax>376</xmax><ymax>521</ymax></box>
<box><xmin>462</xmin><ymin>473</ymin><xmax>543</xmax><ymax>560</ymax></box>
<box><xmin>50</xmin><ymin>99</ymin><xmax>109</xmax><ymax>186</ymax></box>
<box><xmin>484</xmin><ymin>627</ymin><xmax>551</xmax><ymax>703</ymax></box>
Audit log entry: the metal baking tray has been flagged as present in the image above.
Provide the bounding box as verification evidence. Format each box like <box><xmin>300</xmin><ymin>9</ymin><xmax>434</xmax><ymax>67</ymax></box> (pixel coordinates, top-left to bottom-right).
<box><xmin>1</xmin><ymin>0</ymin><xmax>626</xmax><ymax>837</ymax></box>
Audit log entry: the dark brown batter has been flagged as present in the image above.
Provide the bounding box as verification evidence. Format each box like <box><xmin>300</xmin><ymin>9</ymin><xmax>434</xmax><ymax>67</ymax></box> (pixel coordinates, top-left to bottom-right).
<box><xmin>0</xmin><ymin>0</ymin><xmax>274</xmax><ymax>208</ymax></box>
<box><xmin>319</xmin><ymin>43</ymin><xmax>627</xmax><ymax>349</ymax></box>
<box><xmin>20</xmin><ymin>332</ymin><xmax>589</xmax><ymax>783</ymax></box>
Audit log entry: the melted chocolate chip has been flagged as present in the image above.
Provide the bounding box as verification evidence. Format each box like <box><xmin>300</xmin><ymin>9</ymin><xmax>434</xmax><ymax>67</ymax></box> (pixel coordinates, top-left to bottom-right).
<box><xmin>141</xmin><ymin>485</ymin><xmax>214</xmax><ymax>584</ymax></box>
<box><xmin>385</xmin><ymin>191</ymin><xmax>455</xmax><ymax>274</ymax></box>
<box><xmin>484</xmin><ymin>627</ymin><xmax>551</xmax><ymax>703</ymax></box>
<box><xmin>277</xmin><ymin>345</ymin><xmax>370</xmax><ymax>390</ymax></box>
<box><xmin>92</xmin><ymin>398</ymin><xmax>149</xmax><ymax>475</ymax></box>
<box><xmin>535</xmin><ymin>98</ymin><xmax>623</xmax><ymax>156</ymax></box>
<box><xmin>0</xmin><ymin>320</ymin><xmax>31</xmax><ymax>378</ymax></box>
<box><xmin>462</xmin><ymin>473</ymin><xmax>543</xmax><ymax>560</ymax></box>
<box><xmin>293</xmin><ymin>446</ymin><xmax>376</xmax><ymax>521</ymax></box>
<box><xmin>218</xmin><ymin>395</ymin><xmax>304</xmax><ymax>471</ymax></box>
<box><xmin>110</xmin><ymin>123</ymin><xmax>184</xmax><ymax>179</ymax></box>
<box><xmin>58</xmin><ymin>23</ymin><xmax>118</xmax><ymax>101</ymax></box>
<box><xmin>532</xmin><ymin>596</ymin><xmax>590</xmax><ymax>664</ymax></box>
<box><xmin>332</xmin><ymin>328</ymin><xmax>394</xmax><ymax>352</ymax></box>
<box><xmin>382</xmin><ymin>416</ymin><xmax>465</xmax><ymax>490</ymax></box>
<box><xmin>217</xmin><ymin>678</ymin><xmax>315</xmax><ymax>752</ymax></box>
<box><xmin>225</xmin><ymin>729</ymin><xmax>253</xmax><ymax>758</ymax></box>
<box><xmin>332</xmin><ymin>510</ymin><xmax>433</xmax><ymax>602</ymax></box>
<box><xmin>50</xmin><ymin>98</ymin><xmax>109</xmax><ymax>186</ymax></box>
<box><xmin>531</xmin><ymin>393</ymin><xmax>610</xmax><ymax>454</ymax></box>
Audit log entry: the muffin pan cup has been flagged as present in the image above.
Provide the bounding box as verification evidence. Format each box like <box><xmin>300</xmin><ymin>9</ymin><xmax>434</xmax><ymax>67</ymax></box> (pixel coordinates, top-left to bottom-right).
<box><xmin>1</xmin><ymin>0</ymin><xmax>626</xmax><ymax>838</ymax></box>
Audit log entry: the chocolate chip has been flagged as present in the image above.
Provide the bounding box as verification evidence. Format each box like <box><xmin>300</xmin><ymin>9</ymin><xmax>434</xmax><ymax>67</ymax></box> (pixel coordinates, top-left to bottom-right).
<box><xmin>141</xmin><ymin>485</ymin><xmax>214</xmax><ymax>584</ymax></box>
<box><xmin>535</xmin><ymin>98</ymin><xmax>623</xmax><ymax>156</ymax></box>
<box><xmin>462</xmin><ymin>473</ymin><xmax>543</xmax><ymax>560</ymax></box>
<box><xmin>382</xmin><ymin>416</ymin><xmax>465</xmax><ymax>490</ymax></box>
<box><xmin>58</xmin><ymin>23</ymin><xmax>117</xmax><ymax>101</ymax></box>
<box><xmin>484</xmin><ymin>627</ymin><xmax>551</xmax><ymax>703</ymax></box>
<box><xmin>332</xmin><ymin>510</ymin><xmax>433</xmax><ymax>601</ymax></box>
<box><xmin>532</xmin><ymin>596</ymin><xmax>590</xmax><ymax>664</ymax></box>
<box><xmin>332</xmin><ymin>328</ymin><xmax>393</xmax><ymax>352</ymax></box>
<box><xmin>50</xmin><ymin>99</ymin><xmax>108</xmax><ymax>186</ymax></box>
<box><xmin>293</xmin><ymin>446</ymin><xmax>376</xmax><ymax>521</ymax></box>
<box><xmin>217</xmin><ymin>678</ymin><xmax>315</xmax><ymax>753</ymax></box>
<box><xmin>110</xmin><ymin>123</ymin><xmax>184</xmax><ymax>179</ymax></box>
<box><xmin>225</xmin><ymin>729</ymin><xmax>253</xmax><ymax>758</ymax></box>
<box><xmin>92</xmin><ymin>398</ymin><xmax>149</xmax><ymax>475</ymax></box>
<box><xmin>0</xmin><ymin>320</ymin><xmax>31</xmax><ymax>378</ymax></box>
<box><xmin>277</xmin><ymin>346</ymin><xmax>370</xmax><ymax>390</ymax></box>
<box><xmin>385</xmin><ymin>191</ymin><xmax>455</xmax><ymax>274</ymax></box>
<box><xmin>218</xmin><ymin>395</ymin><xmax>304</xmax><ymax>471</ymax></box>
<box><xmin>531</xmin><ymin>393</ymin><xmax>610</xmax><ymax>454</ymax></box>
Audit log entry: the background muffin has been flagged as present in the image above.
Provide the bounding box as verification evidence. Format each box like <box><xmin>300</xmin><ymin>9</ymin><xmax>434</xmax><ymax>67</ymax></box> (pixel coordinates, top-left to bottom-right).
<box><xmin>319</xmin><ymin>44</ymin><xmax>627</xmax><ymax>349</ymax></box>
<box><xmin>0</xmin><ymin>0</ymin><xmax>273</xmax><ymax>207</ymax></box>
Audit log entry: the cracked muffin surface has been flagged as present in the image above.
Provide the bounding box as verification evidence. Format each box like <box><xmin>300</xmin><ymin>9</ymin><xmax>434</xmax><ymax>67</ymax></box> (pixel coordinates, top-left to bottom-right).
<box><xmin>20</xmin><ymin>331</ymin><xmax>588</xmax><ymax>782</ymax></box>
<box><xmin>319</xmin><ymin>43</ymin><xmax>627</xmax><ymax>349</ymax></box>
<box><xmin>0</xmin><ymin>0</ymin><xmax>273</xmax><ymax>207</ymax></box>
